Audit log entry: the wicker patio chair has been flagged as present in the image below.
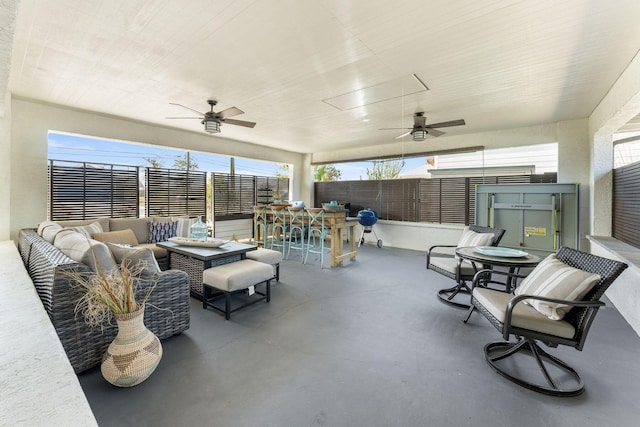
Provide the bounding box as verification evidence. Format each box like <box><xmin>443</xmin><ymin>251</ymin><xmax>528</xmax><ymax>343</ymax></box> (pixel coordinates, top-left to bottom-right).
<box><xmin>426</xmin><ymin>225</ymin><xmax>506</xmax><ymax>308</ymax></box>
<box><xmin>465</xmin><ymin>247</ymin><xmax>628</xmax><ymax>396</ymax></box>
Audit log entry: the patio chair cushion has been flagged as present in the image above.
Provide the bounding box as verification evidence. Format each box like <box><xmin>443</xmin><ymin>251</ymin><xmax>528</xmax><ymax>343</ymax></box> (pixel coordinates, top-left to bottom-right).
<box><xmin>473</xmin><ymin>287</ymin><xmax>576</xmax><ymax>338</ymax></box>
<box><xmin>92</xmin><ymin>229</ymin><xmax>139</xmax><ymax>247</ymax></box>
<box><xmin>105</xmin><ymin>242</ymin><xmax>161</xmax><ymax>277</ymax></box>
<box><xmin>428</xmin><ymin>257</ymin><xmax>476</xmax><ymax>276</ymax></box>
<box><xmin>514</xmin><ymin>253</ymin><xmax>601</xmax><ymax>320</ymax></box>
<box><xmin>457</xmin><ymin>226</ymin><xmax>495</xmax><ymax>248</ymax></box>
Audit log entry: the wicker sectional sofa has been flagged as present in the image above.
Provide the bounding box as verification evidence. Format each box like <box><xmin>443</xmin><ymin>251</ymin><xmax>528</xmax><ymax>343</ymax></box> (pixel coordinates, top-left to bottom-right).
<box><xmin>18</xmin><ymin>228</ymin><xmax>191</xmax><ymax>374</ymax></box>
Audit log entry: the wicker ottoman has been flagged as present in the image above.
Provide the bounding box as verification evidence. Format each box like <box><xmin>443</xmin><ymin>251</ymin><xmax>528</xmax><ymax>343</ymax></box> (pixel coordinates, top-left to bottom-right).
<box><xmin>245</xmin><ymin>247</ymin><xmax>283</xmax><ymax>281</ymax></box>
<box><xmin>202</xmin><ymin>259</ymin><xmax>273</xmax><ymax>320</ymax></box>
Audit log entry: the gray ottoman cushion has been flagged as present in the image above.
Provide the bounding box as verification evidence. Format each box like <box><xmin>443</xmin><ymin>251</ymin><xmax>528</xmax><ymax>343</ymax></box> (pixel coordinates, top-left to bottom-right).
<box><xmin>203</xmin><ymin>259</ymin><xmax>273</xmax><ymax>292</ymax></box>
<box><xmin>246</xmin><ymin>248</ymin><xmax>283</xmax><ymax>265</ymax></box>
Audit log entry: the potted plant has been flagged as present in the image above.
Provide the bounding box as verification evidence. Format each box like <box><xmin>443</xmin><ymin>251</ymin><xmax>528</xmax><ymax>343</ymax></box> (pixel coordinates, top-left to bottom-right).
<box><xmin>70</xmin><ymin>259</ymin><xmax>162</xmax><ymax>387</ymax></box>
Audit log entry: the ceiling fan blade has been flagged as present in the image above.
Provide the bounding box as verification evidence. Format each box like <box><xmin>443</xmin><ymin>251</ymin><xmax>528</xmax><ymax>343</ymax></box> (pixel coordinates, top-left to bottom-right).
<box><xmin>414</xmin><ymin>115</ymin><xmax>426</xmax><ymax>127</ymax></box>
<box><xmin>425</xmin><ymin>119</ymin><xmax>466</xmax><ymax>128</ymax></box>
<box><xmin>379</xmin><ymin>127</ymin><xmax>413</xmax><ymax>131</ymax></box>
<box><xmin>223</xmin><ymin>118</ymin><xmax>256</xmax><ymax>128</ymax></box>
<box><xmin>165</xmin><ymin>116</ymin><xmax>203</xmax><ymax>119</ymax></box>
<box><xmin>394</xmin><ymin>131</ymin><xmax>412</xmax><ymax>139</ymax></box>
<box><xmin>169</xmin><ymin>102</ymin><xmax>205</xmax><ymax>116</ymax></box>
<box><xmin>217</xmin><ymin>106</ymin><xmax>244</xmax><ymax>118</ymax></box>
<box><xmin>428</xmin><ymin>129</ymin><xmax>445</xmax><ymax>137</ymax></box>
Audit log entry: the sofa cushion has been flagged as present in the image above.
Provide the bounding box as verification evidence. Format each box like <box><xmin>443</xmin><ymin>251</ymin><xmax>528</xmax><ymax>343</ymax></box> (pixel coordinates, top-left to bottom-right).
<box><xmin>109</xmin><ymin>218</ymin><xmax>150</xmax><ymax>244</ymax></box>
<box><xmin>148</xmin><ymin>221</ymin><xmax>178</xmax><ymax>243</ymax></box>
<box><xmin>37</xmin><ymin>220</ymin><xmax>58</xmax><ymax>235</ymax></box>
<box><xmin>65</xmin><ymin>221</ymin><xmax>104</xmax><ymax>239</ymax></box>
<box><xmin>53</xmin><ymin>229</ymin><xmax>117</xmax><ymax>273</ymax></box>
<box><xmin>40</xmin><ymin>222</ymin><xmax>64</xmax><ymax>243</ymax></box>
<box><xmin>92</xmin><ymin>229</ymin><xmax>139</xmax><ymax>247</ymax></box>
<box><xmin>514</xmin><ymin>253</ymin><xmax>601</xmax><ymax>320</ymax></box>
<box><xmin>105</xmin><ymin>243</ymin><xmax>161</xmax><ymax>277</ymax></box>
<box><xmin>55</xmin><ymin>217</ymin><xmax>110</xmax><ymax>232</ymax></box>
<box><xmin>136</xmin><ymin>243</ymin><xmax>168</xmax><ymax>260</ymax></box>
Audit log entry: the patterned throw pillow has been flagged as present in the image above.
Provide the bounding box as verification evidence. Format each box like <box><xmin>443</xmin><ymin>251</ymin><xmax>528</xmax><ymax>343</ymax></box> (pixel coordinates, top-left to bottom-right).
<box><xmin>514</xmin><ymin>253</ymin><xmax>601</xmax><ymax>320</ymax></box>
<box><xmin>147</xmin><ymin>221</ymin><xmax>177</xmax><ymax>243</ymax></box>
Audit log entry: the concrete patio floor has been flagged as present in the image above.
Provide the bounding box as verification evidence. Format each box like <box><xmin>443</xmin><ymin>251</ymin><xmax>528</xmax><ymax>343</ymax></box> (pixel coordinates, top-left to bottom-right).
<box><xmin>78</xmin><ymin>244</ymin><xmax>640</xmax><ymax>426</ymax></box>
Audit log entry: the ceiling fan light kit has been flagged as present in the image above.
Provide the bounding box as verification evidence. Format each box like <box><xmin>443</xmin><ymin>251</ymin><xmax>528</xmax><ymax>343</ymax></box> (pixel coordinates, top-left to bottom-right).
<box><xmin>168</xmin><ymin>99</ymin><xmax>255</xmax><ymax>134</ymax></box>
<box><xmin>379</xmin><ymin>111</ymin><xmax>465</xmax><ymax>140</ymax></box>
<box><xmin>203</xmin><ymin>120</ymin><xmax>221</xmax><ymax>133</ymax></box>
<box><xmin>413</xmin><ymin>130</ymin><xmax>427</xmax><ymax>141</ymax></box>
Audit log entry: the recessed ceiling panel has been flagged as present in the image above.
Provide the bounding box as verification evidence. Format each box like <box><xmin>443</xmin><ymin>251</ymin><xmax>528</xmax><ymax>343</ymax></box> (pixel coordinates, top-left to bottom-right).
<box><xmin>322</xmin><ymin>74</ymin><xmax>428</xmax><ymax>110</ymax></box>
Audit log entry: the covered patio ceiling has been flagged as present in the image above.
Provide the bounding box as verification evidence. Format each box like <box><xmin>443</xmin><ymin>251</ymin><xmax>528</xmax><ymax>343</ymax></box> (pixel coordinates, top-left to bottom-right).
<box><xmin>5</xmin><ymin>0</ymin><xmax>640</xmax><ymax>156</ymax></box>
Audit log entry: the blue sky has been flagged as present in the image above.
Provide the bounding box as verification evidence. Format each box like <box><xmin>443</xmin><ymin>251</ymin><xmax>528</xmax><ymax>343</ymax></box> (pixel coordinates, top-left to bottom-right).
<box><xmin>47</xmin><ymin>131</ymin><xmax>561</xmax><ymax>179</ymax></box>
<box><xmin>47</xmin><ymin>132</ymin><xmax>426</xmax><ymax>179</ymax></box>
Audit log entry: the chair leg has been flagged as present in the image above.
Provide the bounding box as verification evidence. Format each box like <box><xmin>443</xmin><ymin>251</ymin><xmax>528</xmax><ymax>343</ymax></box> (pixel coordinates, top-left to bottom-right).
<box><xmin>437</xmin><ymin>282</ymin><xmax>471</xmax><ymax>309</ymax></box>
<box><xmin>463</xmin><ymin>305</ymin><xmax>475</xmax><ymax>323</ymax></box>
<box><xmin>484</xmin><ymin>339</ymin><xmax>585</xmax><ymax>396</ymax></box>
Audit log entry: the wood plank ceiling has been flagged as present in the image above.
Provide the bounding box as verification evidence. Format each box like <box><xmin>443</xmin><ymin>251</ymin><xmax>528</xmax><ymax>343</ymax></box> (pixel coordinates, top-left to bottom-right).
<box><xmin>7</xmin><ymin>0</ymin><xmax>640</xmax><ymax>154</ymax></box>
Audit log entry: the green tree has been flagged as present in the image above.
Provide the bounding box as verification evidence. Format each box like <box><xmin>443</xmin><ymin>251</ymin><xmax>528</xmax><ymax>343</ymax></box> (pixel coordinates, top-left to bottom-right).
<box><xmin>143</xmin><ymin>157</ymin><xmax>164</xmax><ymax>168</ymax></box>
<box><xmin>173</xmin><ymin>152</ymin><xmax>199</xmax><ymax>170</ymax></box>
<box><xmin>275</xmin><ymin>164</ymin><xmax>289</xmax><ymax>178</ymax></box>
<box><xmin>314</xmin><ymin>164</ymin><xmax>342</xmax><ymax>182</ymax></box>
<box><xmin>366</xmin><ymin>160</ymin><xmax>405</xmax><ymax>180</ymax></box>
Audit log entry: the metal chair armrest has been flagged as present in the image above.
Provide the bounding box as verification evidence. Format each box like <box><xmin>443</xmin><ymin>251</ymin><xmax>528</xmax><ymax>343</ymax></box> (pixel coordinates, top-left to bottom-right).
<box><xmin>503</xmin><ymin>294</ymin><xmax>605</xmax><ymax>340</ymax></box>
<box><xmin>426</xmin><ymin>244</ymin><xmax>456</xmax><ymax>268</ymax></box>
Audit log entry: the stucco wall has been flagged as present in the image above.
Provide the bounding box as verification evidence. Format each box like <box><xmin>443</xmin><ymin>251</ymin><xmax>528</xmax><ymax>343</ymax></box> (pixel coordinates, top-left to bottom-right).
<box><xmin>0</xmin><ymin>92</ymin><xmax>10</xmax><ymax>240</ymax></box>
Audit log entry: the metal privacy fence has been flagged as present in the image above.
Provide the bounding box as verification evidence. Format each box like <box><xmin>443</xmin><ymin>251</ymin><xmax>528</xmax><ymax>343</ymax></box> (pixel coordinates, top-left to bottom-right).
<box><xmin>146</xmin><ymin>168</ymin><xmax>207</xmax><ymax>218</ymax></box>
<box><xmin>48</xmin><ymin>160</ymin><xmax>288</xmax><ymax>222</ymax></box>
<box><xmin>314</xmin><ymin>173</ymin><xmax>557</xmax><ymax>225</ymax></box>
<box><xmin>48</xmin><ymin>160</ymin><xmax>139</xmax><ymax>221</ymax></box>
<box><xmin>613</xmin><ymin>161</ymin><xmax>640</xmax><ymax>249</ymax></box>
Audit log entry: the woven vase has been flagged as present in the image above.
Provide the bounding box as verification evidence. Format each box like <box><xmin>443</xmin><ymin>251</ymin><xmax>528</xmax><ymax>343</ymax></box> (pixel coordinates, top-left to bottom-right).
<box><xmin>101</xmin><ymin>307</ymin><xmax>163</xmax><ymax>387</ymax></box>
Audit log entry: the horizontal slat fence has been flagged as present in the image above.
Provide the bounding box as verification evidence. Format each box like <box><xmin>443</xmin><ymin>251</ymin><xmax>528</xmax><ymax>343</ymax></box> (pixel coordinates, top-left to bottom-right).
<box><xmin>146</xmin><ymin>168</ymin><xmax>207</xmax><ymax>218</ymax></box>
<box><xmin>49</xmin><ymin>161</ymin><xmax>139</xmax><ymax>220</ymax></box>
<box><xmin>613</xmin><ymin>161</ymin><xmax>640</xmax><ymax>248</ymax></box>
<box><xmin>315</xmin><ymin>173</ymin><xmax>557</xmax><ymax>225</ymax></box>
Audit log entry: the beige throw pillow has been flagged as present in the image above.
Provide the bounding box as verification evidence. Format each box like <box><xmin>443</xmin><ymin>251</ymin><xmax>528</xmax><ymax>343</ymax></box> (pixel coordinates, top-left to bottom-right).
<box><xmin>105</xmin><ymin>242</ymin><xmax>161</xmax><ymax>277</ymax></box>
<box><xmin>92</xmin><ymin>229</ymin><xmax>139</xmax><ymax>247</ymax></box>
<box><xmin>175</xmin><ymin>217</ymin><xmax>198</xmax><ymax>238</ymax></box>
<box><xmin>514</xmin><ymin>253</ymin><xmax>601</xmax><ymax>320</ymax></box>
<box><xmin>457</xmin><ymin>226</ymin><xmax>495</xmax><ymax>248</ymax></box>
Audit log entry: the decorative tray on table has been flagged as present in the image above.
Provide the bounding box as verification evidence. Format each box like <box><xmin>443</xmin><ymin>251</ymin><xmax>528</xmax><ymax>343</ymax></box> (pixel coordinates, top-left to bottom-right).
<box><xmin>473</xmin><ymin>246</ymin><xmax>528</xmax><ymax>258</ymax></box>
<box><xmin>167</xmin><ymin>237</ymin><xmax>228</xmax><ymax>248</ymax></box>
